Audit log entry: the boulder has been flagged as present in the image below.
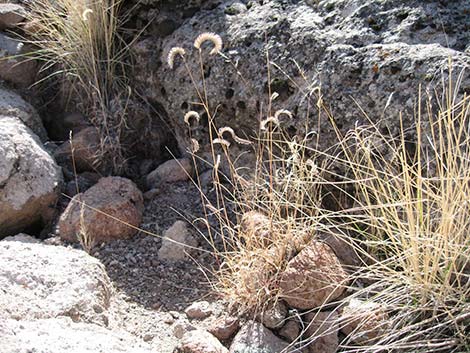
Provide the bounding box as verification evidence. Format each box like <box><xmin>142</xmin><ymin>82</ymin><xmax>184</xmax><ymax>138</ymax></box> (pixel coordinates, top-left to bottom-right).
<box><xmin>0</xmin><ymin>87</ymin><xmax>47</xmax><ymax>141</ymax></box>
<box><xmin>158</xmin><ymin>220</ymin><xmax>198</xmax><ymax>261</ymax></box>
<box><xmin>279</xmin><ymin>241</ymin><xmax>347</xmax><ymax>309</ymax></box>
<box><xmin>0</xmin><ymin>317</ymin><xmax>154</xmax><ymax>353</ymax></box>
<box><xmin>0</xmin><ymin>3</ymin><xmax>26</xmax><ymax>29</ymax></box>
<box><xmin>0</xmin><ymin>235</ymin><xmax>113</xmax><ymax>326</ymax></box>
<box><xmin>0</xmin><ymin>117</ymin><xmax>61</xmax><ymax>238</ymax></box>
<box><xmin>229</xmin><ymin>321</ymin><xmax>291</xmax><ymax>353</ymax></box>
<box><xmin>54</xmin><ymin>126</ymin><xmax>101</xmax><ymax>173</ymax></box>
<box><xmin>304</xmin><ymin>311</ymin><xmax>339</xmax><ymax>353</ymax></box>
<box><xmin>146</xmin><ymin>158</ymin><xmax>193</xmax><ymax>188</ymax></box>
<box><xmin>58</xmin><ymin>176</ymin><xmax>144</xmax><ymax>244</ymax></box>
<box><xmin>179</xmin><ymin>329</ymin><xmax>228</xmax><ymax>353</ymax></box>
<box><xmin>133</xmin><ymin>0</ymin><xmax>470</xmax><ymax>158</ymax></box>
<box><xmin>0</xmin><ymin>33</ymin><xmax>38</xmax><ymax>88</ymax></box>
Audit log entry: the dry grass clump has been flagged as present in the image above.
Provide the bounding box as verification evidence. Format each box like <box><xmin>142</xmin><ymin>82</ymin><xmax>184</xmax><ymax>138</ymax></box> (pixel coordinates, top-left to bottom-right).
<box><xmin>329</xmin><ymin>78</ymin><xmax>470</xmax><ymax>351</ymax></box>
<box><xmin>25</xmin><ymin>0</ymin><xmax>130</xmax><ymax>173</ymax></box>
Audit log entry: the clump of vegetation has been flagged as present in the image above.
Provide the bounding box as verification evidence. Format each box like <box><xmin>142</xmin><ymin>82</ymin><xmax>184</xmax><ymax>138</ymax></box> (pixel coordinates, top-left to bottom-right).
<box><xmin>330</xmin><ymin>78</ymin><xmax>470</xmax><ymax>351</ymax></box>
<box><xmin>167</xmin><ymin>32</ymin><xmax>469</xmax><ymax>352</ymax></box>
<box><xmin>25</xmin><ymin>0</ymin><xmax>131</xmax><ymax>173</ymax></box>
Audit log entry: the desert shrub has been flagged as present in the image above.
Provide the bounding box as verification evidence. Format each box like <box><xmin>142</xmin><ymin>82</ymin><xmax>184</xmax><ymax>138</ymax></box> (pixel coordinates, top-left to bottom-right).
<box><xmin>328</xmin><ymin>75</ymin><xmax>470</xmax><ymax>351</ymax></box>
<box><xmin>25</xmin><ymin>0</ymin><xmax>131</xmax><ymax>173</ymax></box>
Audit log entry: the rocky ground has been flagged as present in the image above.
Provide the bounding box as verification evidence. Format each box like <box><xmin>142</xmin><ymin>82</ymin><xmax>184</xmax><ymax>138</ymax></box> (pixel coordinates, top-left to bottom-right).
<box><xmin>0</xmin><ymin>0</ymin><xmax>469</xmax><ymax>352</ymax></box>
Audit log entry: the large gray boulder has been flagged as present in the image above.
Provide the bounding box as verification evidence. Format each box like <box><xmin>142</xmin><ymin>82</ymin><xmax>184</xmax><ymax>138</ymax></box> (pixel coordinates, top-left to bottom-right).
<box><xmin>0</xmin><ymin>87</ymin><xmax>47</xmax><ymax>141</ymax></box>
<box><xmin>0</xmin><ymin>117</ymin><xmax>61</xmax><ymax>238</ymax></box>
<box><xmin>0</xmin><ymin>235</ymin><xmax>113</xmax><ymax>326</ymax></box>
<box><xmin>0</xmin><ymin>317</ymin><xmax>154</xmax><ymax>353</ymax></box>
<box><xmin>133</xmin><ymin>0</ymin><xmax>470</xmax><ymax>157</ymax></box>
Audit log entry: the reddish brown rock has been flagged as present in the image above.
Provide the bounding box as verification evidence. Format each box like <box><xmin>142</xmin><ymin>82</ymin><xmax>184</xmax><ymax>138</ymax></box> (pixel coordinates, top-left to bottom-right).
<box><xmin>304</xmin><ymin>311</ymin><xmax>339</xmax><ymax>353</ymax></box>
<box><xmin>54</xmin><ymin>127</ymin><xmax>100</xmax><ymax>172</ymax></box>
<box><xmin>279</xmin><ymin>241</ymin><xmax>348</xmax><ymax>309</ymax></box>
<box><xmin>58</xmin><ymin>177</ymin><xmax>143</xmax><ymax>244</ymax></box>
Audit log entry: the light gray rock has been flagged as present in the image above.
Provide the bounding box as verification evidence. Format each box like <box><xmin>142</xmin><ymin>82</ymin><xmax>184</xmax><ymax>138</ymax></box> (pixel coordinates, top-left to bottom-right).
<box><xmin>0</xmin><ymin>317</ymin><xmax>154</xmax><ymax>353</ymax></box>
<box><xmin>0</xmin><ymin>236</ymin><xmax>113</xmax><ymax>326</ymax></box>
<box><xmin>0</xmin><ymin>3</ymin><xmax>26</xmax><ymax>29</ymax></box>
<box><xmin>229</xmin><ymin>321</ymin><xmax>291</xmax><ymax>353</ymax></box>
<box><xmin>158</xmin><ymin>220</ymin><xmax>198</xmax><ymax>261</ymax></box>
<box><xmin>0</xmin><ymin>34</ymin><xmax>38</xmax><ymax>88</ymax></box>
<box><xmin>0</xmin><ymin>117</ymin><xmax>61</xmax><ymax>238</ymax></box>
<box><xmin>0</xmin><ymin>87</ymin><xmax>47</xmax><ymax>141</ymax></box>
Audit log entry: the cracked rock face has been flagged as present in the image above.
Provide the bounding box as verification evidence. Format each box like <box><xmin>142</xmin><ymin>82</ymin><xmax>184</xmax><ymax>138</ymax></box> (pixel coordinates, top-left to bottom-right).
<box><xmin>132</xmin><ymin>0</ymin><xmax>470</xmax><ymax>160</ymax></box>
<box><xmin>0</xmin><ymin>117</ymin><xmax>62</xmax><ymax>238</ymax></box>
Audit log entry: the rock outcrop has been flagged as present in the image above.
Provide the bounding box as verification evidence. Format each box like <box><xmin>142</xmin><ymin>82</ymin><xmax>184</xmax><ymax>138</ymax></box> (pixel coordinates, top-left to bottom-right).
<box><xmin>132</xmin><ymin>0</ymin><xmax>470</xmax><ymax>157</ymax></box>
<box><xmin>0</xmin><ymin>117</ymin><xmax>61</xmax><ymax>238</ymax></box>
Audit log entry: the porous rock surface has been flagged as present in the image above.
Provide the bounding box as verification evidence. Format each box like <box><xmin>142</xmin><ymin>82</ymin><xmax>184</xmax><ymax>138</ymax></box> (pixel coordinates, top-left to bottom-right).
<box><xmin>0</xmin><ymin>235</ymin><xmax>113</xmax><ymax>326</ymax></box>
<box><xmin>58</xmin><ymin>176</ymin><xmax>144</xmax><ymax>244</ymax></box>
<box><xmin>0</xmin><ymin>117</ymin><xmax>61</xmax><ymax>238</ymax></box>
<box><xmin>279</xmin><ymin>241</ymin><xmax>347</xmax><ymax>309</ymax></box>
<box><xmin>132</xmin><ymin>0</ymin><xmax>470</xmax><ymax>156</ymax></box>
